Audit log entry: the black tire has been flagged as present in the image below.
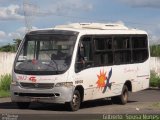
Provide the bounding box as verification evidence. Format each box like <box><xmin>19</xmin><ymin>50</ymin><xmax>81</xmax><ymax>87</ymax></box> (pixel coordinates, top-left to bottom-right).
<box><xmin>16</xmin><ymin>102</ymin><xmax>30</xmax><ymax>109</ymax></box>
<box><xmin>119</xmin><ymin>85</ymin><xmax>128</xmax><ymax>104</ymax></box>
<box><xmin>65</xmin><ymin>90</ymin><xmax>81</xmax><ymax>111</ymax></box>
<box><xmin>112</xmin><ymin>85</ymin><xmax>128</xmax><ymax>105</ymax></box>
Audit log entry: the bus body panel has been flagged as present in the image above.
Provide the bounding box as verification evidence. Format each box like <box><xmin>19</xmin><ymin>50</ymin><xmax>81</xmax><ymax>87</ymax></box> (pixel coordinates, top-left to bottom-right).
<box><xmin>132</xmin><ymin>60</ymin><xmax>150</xmax><ymax>92</ymax></box>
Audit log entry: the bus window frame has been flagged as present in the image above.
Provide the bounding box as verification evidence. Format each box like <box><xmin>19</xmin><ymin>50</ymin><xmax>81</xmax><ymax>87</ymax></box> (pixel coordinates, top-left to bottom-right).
<box><xmin>75</xmin><ymin>34</ymin><xmax>149</xmax><ymax>73</ymax></box>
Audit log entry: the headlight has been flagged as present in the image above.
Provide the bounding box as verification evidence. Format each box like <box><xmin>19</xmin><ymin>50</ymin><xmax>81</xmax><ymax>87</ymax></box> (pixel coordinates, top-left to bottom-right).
<box><xmin>55</xmin><ymin>82</ymin><xmax>73</xmax><ymax>87</ymax></box>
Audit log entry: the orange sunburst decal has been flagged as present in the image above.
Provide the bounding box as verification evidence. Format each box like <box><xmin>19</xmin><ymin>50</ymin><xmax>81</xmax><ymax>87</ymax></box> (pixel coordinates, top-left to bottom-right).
<box><xmin>96</xmin><ymin>69</ymin><xmax>107</xmax><ymax>89</ymax></box>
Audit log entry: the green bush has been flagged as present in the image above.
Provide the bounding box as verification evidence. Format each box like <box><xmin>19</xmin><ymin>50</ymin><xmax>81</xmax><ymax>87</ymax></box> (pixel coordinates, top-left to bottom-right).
<box><xmin>0</xmin><ymin>74</ymin><xmax>12</xmax><ymax>91</ymax></box>
<box><xmin>150</xmin><ymin>45</ymin><xmax>160</xmax><ymax>57</ymax></box>
<box><xmin>150</xmin><ymin>71</ymin><xmax>160</xmax><ymax>87</ymax></box>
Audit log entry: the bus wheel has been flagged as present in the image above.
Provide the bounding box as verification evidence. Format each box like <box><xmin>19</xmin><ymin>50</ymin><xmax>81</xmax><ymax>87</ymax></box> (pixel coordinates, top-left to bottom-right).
<box><xmin>16</xmin><ymin>102</ymin><xmax>30</xmax><ymax>109</ymax></box>
<box><xmin>119</xmin><ymin>85</ymin><xmax>128</xmax><ymax>104</ymax></box>
<box><xmin>112</xmin><ymin>85</ymin><xmax>128</xmax><ymax>105</ymax></box>
<box><xmin>66</xmin><ymin>90</ymin><xmax>81</xmax><ymax>111</ymax></box>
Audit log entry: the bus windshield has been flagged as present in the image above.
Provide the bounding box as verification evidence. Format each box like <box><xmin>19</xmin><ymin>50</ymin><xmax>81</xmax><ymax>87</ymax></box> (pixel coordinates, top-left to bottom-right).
<box><xmin>14</xmin><ymin>34</ymin><xmax>77</xmax><ymax>75</ymax></box>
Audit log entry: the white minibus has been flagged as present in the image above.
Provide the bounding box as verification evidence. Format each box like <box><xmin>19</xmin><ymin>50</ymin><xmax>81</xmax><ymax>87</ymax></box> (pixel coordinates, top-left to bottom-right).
<box><xmin>11</xmin><ymin>23</ymin><xmax>150</xmax><ymax>111</ymax></box>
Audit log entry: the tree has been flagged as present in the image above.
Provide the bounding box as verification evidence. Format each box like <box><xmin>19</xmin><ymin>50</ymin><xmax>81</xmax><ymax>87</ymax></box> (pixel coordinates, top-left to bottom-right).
<box><xmin>0</xmin><ymin>44</ymin><xmax>15</xmax><ymax>52</ymax></box>
<box><xmin>0</xmin><ymin>39</ymin><xmax>22</xmax><ymax>52</ymax></box>
<box><xmin>13</xmin><ymin>39</ymin><xmax>22</xmax><ymax>50</ymax></box>
<box><xmin>150</xmin><ymin>45</ymin><xmax>160</xmax><ymax>57</ymax></box>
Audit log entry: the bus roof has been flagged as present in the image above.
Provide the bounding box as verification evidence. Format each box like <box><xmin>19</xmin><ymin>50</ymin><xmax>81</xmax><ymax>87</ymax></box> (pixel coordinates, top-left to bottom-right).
<box><xmin>28</xmin><ymin>23</ymin><xmax>147</xmax><ymax>35</ymax></box>
<box><xmin>54</xmin><ymin>23</ymin><xmax>147</xmax><ymax>35</ymax></box>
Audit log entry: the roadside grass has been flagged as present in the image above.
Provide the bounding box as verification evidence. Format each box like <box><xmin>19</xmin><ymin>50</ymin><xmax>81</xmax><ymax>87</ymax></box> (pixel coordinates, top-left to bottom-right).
<box><xmin>0</xmin><ymin>74</ymin><xmax>11</xmax><ymax>98</ymax></box>
<box><xmin>0</xmin><ymin>90</ymin><xmax>10</xmax><ymax>98</ymax></box>
<box><xmin>150</xmin><ymin>71</ymin><xmax>160</xmax><ymax>88</ymax></box>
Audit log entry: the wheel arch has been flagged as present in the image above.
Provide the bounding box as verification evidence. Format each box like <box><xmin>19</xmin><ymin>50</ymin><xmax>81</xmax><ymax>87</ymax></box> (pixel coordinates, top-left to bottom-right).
<box><xmin>75</xmin><ymin>85</ymin><xmax>84</xmax><ymax>102</ymax></box>
<box><xmin>124</xmin><ymin>80</ymin><xmax>132</xmax><ymax>92</ymax></box>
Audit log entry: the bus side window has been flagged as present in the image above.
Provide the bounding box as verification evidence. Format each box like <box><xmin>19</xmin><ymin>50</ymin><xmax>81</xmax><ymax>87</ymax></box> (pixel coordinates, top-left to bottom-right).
<box><xmin>75</xmin><ymin>37</ymin><xmax>93</xmax><ymax>73</ymax></box>
<box><xmin>132</xmin><ymin>36</ymin><xmax>148</xmax><ymax>63</ymax></box>
<box><xmin>114</xmin><ymin>37</ymin><xmax>131</xmax><ymax>64</ymax></box>
<box><xmin>94</xmin><ymin>37</ymin><xmax>113</xmax><ymax>66</ymax></box>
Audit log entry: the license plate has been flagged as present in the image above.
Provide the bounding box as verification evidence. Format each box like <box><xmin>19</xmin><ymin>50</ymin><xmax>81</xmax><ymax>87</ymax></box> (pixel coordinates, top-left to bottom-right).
<box><xmin>31</xmin><ymin>98</ymin><xmax>39</xmax><ymax>102</ymax></box>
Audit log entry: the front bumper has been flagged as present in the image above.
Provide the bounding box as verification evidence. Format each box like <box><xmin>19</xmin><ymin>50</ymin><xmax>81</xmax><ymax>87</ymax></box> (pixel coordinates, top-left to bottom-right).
<box><xmin>10</xmin><ymin>83</ymin><xmax>75</xmax><ymax>104</ymax></box>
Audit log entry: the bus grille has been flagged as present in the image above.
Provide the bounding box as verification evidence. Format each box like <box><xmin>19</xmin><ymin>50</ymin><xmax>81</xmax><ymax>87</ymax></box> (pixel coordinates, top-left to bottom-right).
<box><xmin>14</xmin><ymin>93</ymin><xmax>55</xmax><ymax>97</ymax></box>
<box><xmin>20</xmin><ymin>82</ymin><xmax>54</xmax><ymax>89</ymax></box>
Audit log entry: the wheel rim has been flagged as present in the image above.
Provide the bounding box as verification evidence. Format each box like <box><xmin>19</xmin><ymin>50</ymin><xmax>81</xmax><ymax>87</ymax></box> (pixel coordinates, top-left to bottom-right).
<box><xmin>72</xmin><ymin>94</ymin><xmax>79</xmax><ymax>107</ymax></box>
<box><xmin>123</xmin><ymin>90</ymin><xmax>128</xmax><ymax>102</ymax></box>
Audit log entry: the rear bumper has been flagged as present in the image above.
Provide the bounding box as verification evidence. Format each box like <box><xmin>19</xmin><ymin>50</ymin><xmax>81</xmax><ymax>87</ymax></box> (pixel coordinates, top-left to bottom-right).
<box><xmin>10</xmin><ymin>83</ymin><xmax>75</xmax><ymax>104</ymax></box>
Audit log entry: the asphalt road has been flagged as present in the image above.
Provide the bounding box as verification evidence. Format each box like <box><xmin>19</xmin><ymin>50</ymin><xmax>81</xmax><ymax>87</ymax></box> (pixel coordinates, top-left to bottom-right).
<box><xmin>0</xmin><ymin>89</ymin><xmax>160</xmax><ymax>120</ymax></box>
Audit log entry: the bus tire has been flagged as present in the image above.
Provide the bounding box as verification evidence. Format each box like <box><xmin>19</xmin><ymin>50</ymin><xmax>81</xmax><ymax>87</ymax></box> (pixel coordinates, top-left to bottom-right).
<box><xmin>65</xmin><ymin>90</ymin><xmax>81</xmax><ymax>111</ymax></box>
<box><xmin>112</xmin><ymin>85</ymin><xmax>128</xmax><ymax>105</ymax></box>
<box><xmin>16</xmin><ymin>102</ymin><xmax>30</xmax><ymax>109</ymax></box>
<box><xmin>119</xmin><ymin>85</ymin><xmax>128</xmax><ymax>104</ymax></box>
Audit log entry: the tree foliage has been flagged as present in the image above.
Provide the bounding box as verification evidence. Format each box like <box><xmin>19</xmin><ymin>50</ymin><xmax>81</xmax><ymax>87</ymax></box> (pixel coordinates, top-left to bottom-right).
<box><xmin>0</xmin><ymin>44</ymin><xmax>15</xmax><ymax>52</ymax></box>
<box><xmin>150</xmin><ymin>45</ymin><xmax>160</xmax><ymax>57</ymax></box>
<box><xmin>0</xmin><ymin>39</ymin><xmax>22</xmax><ymax>52</ymax></box>
<box><xmin>13</xmin><ymin>39</ymin><xmax>22</xmax><ymax>50</ymax></box>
